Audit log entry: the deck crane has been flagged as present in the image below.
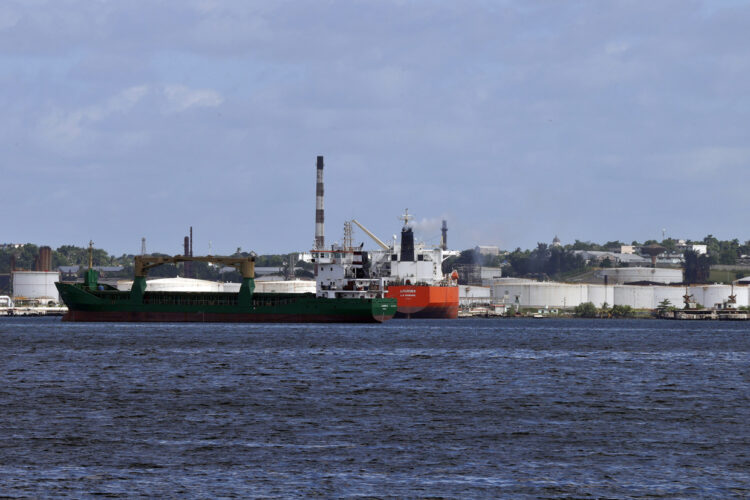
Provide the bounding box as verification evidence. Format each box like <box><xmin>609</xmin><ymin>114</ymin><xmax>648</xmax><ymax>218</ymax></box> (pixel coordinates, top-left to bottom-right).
<box><xmin>351</xmin><ymin>219</ymin><xmax>390</xmax><ymax>251</ymax></box>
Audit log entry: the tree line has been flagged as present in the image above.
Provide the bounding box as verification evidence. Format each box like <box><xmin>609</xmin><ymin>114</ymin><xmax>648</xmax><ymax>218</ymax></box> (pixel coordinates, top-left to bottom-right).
<box><xmin>441</xmin><ymin>235</ymin><xmax>750</xmax><ymax>284</ymax></box>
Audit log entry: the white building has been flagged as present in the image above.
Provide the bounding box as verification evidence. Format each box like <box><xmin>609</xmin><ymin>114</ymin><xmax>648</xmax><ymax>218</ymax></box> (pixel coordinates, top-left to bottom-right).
<box><xmin>475</xmin><ymin>245</ymin><xmax>500</xmax><ymax>256</ymax></box>
<box><xmin>676</xmin><ymin>242</ymin><xmax>708</xmax><ymax>255</ymax></box>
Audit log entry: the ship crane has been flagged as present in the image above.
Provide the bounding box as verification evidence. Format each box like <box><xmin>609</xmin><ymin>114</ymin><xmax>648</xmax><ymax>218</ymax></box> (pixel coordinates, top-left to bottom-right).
<box><xmin>351</xmin><ymin>219</ymin><xmax>390</xmax><ymax>251</ymax></box>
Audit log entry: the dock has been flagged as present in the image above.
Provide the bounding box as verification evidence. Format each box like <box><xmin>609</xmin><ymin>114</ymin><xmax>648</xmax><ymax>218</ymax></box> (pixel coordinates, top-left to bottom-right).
<box><xmin>0</xmin><ymin>307</ymin><xmax>67</xmax><ymax>317</ymax></box>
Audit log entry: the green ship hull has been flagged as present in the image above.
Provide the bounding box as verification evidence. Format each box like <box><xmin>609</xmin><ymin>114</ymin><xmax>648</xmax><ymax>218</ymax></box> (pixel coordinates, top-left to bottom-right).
<box><xmin>55</xmin><ymin>276</ymin><xmax>397</xmax><ymax>323</ymax></box>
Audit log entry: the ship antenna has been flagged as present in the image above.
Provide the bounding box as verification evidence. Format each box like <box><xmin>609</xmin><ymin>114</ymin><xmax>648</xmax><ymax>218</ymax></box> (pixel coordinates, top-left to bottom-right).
<box><xmin>399</xmin><ymin>208</ymin><xmax>414</xmax><ymax>228</ymax></box>
<box><xmin>343</xmin><ymin>220</ymin><xmax>353</xmax><ymax>251</ymax></box>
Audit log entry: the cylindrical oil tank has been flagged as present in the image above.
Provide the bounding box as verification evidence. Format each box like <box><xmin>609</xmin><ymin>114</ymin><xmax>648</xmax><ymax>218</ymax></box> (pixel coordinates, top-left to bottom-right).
<box><xmin>652</xmin><ymin>287</ymin><xmax>686</xmax><ymax>308</ymax></box>
<box><xmin>735</xmin><ymin>286</ymin><xmax>749</xmax><ymax>307</ymax></box>
<box><xmin>599</xmin><ymin>267</ymin><xmax>683</xmax><ymax>284</ymax></box>
<box><xmin>613</xmin><ymin>285</ymin><xmax>655</xmax><ymax>309</ymax></box>
<box><xmin>690</xmin><ymin>285</ymin><xmax>732</xmax><ymax>308</ymax></box>
<box><xmin>12</xmin><ymin>271</ymin><xmax>60</xmax><ymax>303</ymax></box>
<box><xmin>586</xmin><ymin>284</ymin><xmax>614</xmax><ymax>307</ymax></box>
<box><xmin>492</xmin><ymin>282</ymin><xmax>588</xmax><ymax>309</ymax></box>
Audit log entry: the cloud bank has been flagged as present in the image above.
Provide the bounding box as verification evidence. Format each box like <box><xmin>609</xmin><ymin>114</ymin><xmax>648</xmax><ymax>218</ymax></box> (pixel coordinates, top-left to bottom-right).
<box><xmin>1</xmin><ymin>0</ymin><xmax>749</xmax><ymax>254</ymax></box>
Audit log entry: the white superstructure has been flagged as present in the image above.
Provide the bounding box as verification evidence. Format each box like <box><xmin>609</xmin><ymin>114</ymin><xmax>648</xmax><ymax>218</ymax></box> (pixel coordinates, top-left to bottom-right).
<box><xmin>312</xmin><ymin>245</ymin><xmax>387</xmax><ymax>299</ymax></box>
<box><xmin>356</xmin><ymin>211</ymin><xmax>454</xmax><ymax>287</ymax></box>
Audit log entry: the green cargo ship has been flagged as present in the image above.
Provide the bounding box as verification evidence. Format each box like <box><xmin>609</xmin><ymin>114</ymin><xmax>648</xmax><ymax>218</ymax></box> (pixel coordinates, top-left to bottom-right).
<box><xmin>56</xmin><ymin>254</ymin><xmax>397</xmax><ymax>323</ymax></box>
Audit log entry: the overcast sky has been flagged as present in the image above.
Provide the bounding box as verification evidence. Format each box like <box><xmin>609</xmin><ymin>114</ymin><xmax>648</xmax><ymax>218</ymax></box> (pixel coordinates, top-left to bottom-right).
<box><xmin>2</xmin><ymin>0</ymin><xmax>749</xmax><ymax>256</ymax></box>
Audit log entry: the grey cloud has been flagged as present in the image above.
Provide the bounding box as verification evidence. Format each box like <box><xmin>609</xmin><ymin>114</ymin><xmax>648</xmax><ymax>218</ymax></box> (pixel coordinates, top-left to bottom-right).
<box><xmin>2</xmin><ymin>0</ymin><xmax>749</xmax><ymax>253</ymax></box>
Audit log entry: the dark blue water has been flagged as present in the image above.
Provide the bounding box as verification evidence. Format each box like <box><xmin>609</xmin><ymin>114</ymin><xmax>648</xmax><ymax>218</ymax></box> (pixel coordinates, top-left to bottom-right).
<box><xmin>0</xmin><ymin>318</ymin><xmax>747</xmax><ymax>498</ymax></box>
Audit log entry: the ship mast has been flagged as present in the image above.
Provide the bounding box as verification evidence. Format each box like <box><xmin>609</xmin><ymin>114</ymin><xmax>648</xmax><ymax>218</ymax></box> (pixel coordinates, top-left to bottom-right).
<box><xmin>343</xmin><ymin>220</ymin><xmax>354</xmax><ymax>251</ymax></box>
<box><xmin>399</xmin><ymin>208</ymin><xmax>414</xmax><ymax>228</ymax></box>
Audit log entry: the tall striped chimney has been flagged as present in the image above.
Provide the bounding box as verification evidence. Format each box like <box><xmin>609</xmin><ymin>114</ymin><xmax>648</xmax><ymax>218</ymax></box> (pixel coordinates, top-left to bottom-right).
<box><xmin>314</xmin><ymin>155</ymin><xmax>325</xmax><ymax>250</ymax></box>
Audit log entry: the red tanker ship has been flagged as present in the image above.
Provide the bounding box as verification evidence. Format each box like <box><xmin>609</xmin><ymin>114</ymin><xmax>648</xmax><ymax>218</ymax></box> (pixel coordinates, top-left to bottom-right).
<box><xmin>356</xmin><ymin>210</ymin><xmax>459</xmax><ymax>319</ymax></box>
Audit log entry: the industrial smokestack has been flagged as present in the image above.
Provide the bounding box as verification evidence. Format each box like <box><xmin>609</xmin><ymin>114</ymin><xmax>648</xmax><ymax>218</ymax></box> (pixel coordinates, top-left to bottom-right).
<box><xmin>189</xmin><ymin>226</ymin><xmax>193</xmax><ymax>257</ymax></box>
<box><xmin>314</xmin><ymin>155</ymin><xmax>325</xmax><ymax>250</ymax></box>
<box><xmin>183</xmin><ymin>235</ymin><xmax>191</xmax><ymax>278</ymax></box>
<box><xmin>39</xmin><ymin>246</ymin><xmax>52</xmax><ymax>272</ymax></box>
<box><xmin>441</xmin><ymin>220</ymin><xmax>448</xmax><ymax>251</ymax></box>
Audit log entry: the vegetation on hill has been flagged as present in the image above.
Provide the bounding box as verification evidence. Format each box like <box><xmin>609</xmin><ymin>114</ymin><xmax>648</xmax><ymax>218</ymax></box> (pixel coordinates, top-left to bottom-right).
<box><xmin>441</xmin><ymin>235</ymin><xmax>750</xmax><ymax>283</ymax></box>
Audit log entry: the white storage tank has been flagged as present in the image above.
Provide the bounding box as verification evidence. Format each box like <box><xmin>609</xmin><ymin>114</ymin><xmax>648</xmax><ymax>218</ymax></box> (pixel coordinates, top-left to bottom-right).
<box><xmin>599</xmin><ymin>267</ymin><xmax>683</xmax><ymax>284</ymax></box>
<box><xmin>735</xmin><ymin>286</ymin><xmax>750</xmax><ymax>307</ymax></box>
<box><xmin>690</xmin><ymin>285</ymin><xmax>737</xmax><ymax>308</ymax></box>
<box><xmin>587</xmin><ymin>284</ymin><xmax>614</xmax><ymax>308</ymax></box>
<box><xmin>613</xmin><ymin>285</ymin><xmax>655</xmax><ymax>309</ymax></box>
<box><xmin>652</xmin><ymin>287</ymin><xmax>686</xmax><ymax>309</ymax></box>
<box><xmin>12</xmin><ymin>271</ymin><xmax>60</xmax><ymax>304</ymax></box>
<box><xmin>492</xmin><ymin>282</ymin><xmax>588</xmax><ymax>309</ymax></box>
<box><xmin>531</xmin><ymin>283</ymin><xmax>587</xmax><ymax>309</ymax></box>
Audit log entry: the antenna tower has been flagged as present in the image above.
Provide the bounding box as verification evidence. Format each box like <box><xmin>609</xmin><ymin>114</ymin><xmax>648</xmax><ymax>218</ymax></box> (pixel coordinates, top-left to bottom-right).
<box><xmin>399</xmin><ymin>208</ymin><xmax>414</xmax><ymax>228</ymax></box>
<box><xmin>343</xmin><ymin>220</ymin><xmax>354</xmax><ymax>250</ymax></box>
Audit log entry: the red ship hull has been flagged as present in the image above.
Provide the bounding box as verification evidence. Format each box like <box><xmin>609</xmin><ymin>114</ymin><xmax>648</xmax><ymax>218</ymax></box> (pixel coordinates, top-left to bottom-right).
<box><xmin>386</xmin><ymin>285</ymin><xmax>459</xmax><ymax>319</ymax></box>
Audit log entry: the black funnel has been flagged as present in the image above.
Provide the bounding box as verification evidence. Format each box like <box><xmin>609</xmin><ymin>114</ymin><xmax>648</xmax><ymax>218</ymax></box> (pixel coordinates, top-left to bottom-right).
<box><xmin>400</xmin><ymin>227</ymin><xmax>415</xmax><ymax>262</ymax></box>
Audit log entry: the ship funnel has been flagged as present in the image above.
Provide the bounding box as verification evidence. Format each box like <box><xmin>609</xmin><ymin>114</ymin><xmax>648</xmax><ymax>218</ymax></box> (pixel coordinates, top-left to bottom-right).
<box><xmin>315</xmin><ymin>155</ymin><xmax>325</xmax><ymax>250</ymax></box>
<box><xmin>400</xmin><ymin>226</ymin><xmax>415</xmax><ymax>262</ymax></box>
